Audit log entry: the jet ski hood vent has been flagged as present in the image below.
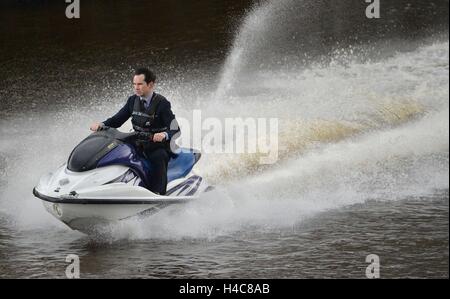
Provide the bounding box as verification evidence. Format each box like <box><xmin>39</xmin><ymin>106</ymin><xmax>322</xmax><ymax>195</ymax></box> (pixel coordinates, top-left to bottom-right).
<box><xmin>67</xmin><ymin>134</ymin><xmax>120</xmax><ymax>172</ymax></box>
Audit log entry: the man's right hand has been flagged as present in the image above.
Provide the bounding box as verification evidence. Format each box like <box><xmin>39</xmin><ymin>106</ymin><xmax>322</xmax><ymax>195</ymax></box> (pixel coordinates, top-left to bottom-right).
<box><xmin>90</xmin><ymin>122</ymin><xmax>103</xmax><ymax>131</ymax></box>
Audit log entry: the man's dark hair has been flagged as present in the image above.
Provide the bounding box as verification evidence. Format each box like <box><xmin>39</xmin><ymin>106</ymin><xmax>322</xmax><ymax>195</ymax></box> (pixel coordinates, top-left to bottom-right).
<box><xmin>135</xmin><ymin>68</ymin><xmax>156</xmax><ymax>84</ymax></box>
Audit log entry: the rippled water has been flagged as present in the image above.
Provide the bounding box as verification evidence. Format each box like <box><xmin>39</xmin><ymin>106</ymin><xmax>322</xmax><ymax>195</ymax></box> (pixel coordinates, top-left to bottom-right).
<box><xmin>1</xmin><ymin>193</ymin><xmax>447</xmax><ymax>279</ymax></box>
<box><xmin>0</xmin><ymin>0</ymin><xmax>448</xmax><ymax>279</ymax></box>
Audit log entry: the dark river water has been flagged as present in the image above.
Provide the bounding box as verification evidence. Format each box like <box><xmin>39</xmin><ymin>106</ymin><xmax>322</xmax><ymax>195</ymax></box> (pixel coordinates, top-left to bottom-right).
<box><xmin>0</xmin><ymin>0</ymin><xmax>448</xmax><ymax>279</ymax></box>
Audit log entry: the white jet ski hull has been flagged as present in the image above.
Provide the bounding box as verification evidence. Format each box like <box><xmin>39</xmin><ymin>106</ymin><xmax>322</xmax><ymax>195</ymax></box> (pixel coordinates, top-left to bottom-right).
<box><xmin>33</xmin><ymin>164</ymin><xmax>210</xmax><ymax>234</ymax></box>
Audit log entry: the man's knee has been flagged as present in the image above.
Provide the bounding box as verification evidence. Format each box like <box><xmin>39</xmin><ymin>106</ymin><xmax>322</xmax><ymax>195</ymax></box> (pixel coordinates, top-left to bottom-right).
<box><xmin>146</xmin><ymin>148</ymin><xmax>169</xmax><ymax>163</ymax></box>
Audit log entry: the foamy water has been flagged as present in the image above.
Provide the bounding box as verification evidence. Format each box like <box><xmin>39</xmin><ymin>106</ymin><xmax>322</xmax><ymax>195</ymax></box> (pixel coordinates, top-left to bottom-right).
<box><xmin>1</xmin><ymin>40</ymin><xmax>447</xmax><ymax>238</ymax></box>
<box><xmin>0</xmin><ymin>0</ymin><xmax>448</xmax><ymax>279</ymax></box>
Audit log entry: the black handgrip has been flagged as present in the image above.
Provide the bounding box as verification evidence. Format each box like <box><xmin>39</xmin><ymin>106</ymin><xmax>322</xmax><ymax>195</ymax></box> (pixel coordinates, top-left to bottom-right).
<box><xmin>98</xmin><ymin>124</ymin><xmax>110</xmax><ymax>131</ymax></box>
<box><xmin>136</xmin><ymin>132</ymin><xmax>154</xmax><ymax>141</ymax></box>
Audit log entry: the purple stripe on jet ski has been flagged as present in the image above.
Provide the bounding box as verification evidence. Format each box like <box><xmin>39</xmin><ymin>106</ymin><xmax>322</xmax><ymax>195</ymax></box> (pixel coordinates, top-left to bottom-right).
<box><xmin>122</xmin><ymin>177</ymin><xmax>203</xmax><ymax>220</ymax></box>
<box><xmin>166</xmin><ymin>175</ymin><xmax>201</xmax><ymax>196</ymax></box>
<box><xmin>186</xmin><ymin>177</ymin><xmax>203</xmax><ymax>196</ymax></box>
<box><xmin>176</xmin><ymin>184</ymin><xmax>192</xmax><ymax>196</ymax></box>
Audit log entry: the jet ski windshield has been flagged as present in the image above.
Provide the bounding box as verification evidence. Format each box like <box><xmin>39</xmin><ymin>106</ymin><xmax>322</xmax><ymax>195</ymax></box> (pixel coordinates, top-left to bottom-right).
<box><xmin>67</xmin><ymin>133</ymin><xmax>123</xmax><ymax>172</ymax></box>
<box><xmin>67</xmin><ymin>128</ymin><xmax>140</xmax><ymax>172</ymax></box>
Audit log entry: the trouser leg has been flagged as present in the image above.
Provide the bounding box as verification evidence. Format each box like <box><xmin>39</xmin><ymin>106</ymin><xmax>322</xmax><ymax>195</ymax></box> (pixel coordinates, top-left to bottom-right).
<box><xmin>144</xmin><ymin>148</ymin><xmax>169</xmax><ymax>195</ymax></box>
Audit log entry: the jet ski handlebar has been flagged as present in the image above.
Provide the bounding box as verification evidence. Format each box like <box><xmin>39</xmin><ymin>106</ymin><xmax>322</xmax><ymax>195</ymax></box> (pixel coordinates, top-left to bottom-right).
<box><xmin>97</xmin><ymin>125</ymin><xmax>154</xmax><ymax>142</ymax></box>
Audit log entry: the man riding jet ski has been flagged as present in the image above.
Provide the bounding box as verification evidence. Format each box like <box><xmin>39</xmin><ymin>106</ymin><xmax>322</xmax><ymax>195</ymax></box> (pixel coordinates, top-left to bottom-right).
<box><xmin>33</xmin><ymin>68</ymin><xmax>211</xmax><ymax>234</ymax></box>
<box><xmin>33</xmin><ymin>127</ymin><xmax>210</xmax><ymax>234</ymax></box>
<box><xmin>92</xmin><ymin>67</ymin><xmax>179</xmax><ymax>196</ymax></box>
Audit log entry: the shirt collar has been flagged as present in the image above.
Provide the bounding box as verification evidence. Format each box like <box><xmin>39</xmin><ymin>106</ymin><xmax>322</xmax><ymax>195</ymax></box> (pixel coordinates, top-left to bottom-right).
<box><xmin>141</xmin><ymin>92</ymin><xmax>154</xmax><ymax>103</ymax></box>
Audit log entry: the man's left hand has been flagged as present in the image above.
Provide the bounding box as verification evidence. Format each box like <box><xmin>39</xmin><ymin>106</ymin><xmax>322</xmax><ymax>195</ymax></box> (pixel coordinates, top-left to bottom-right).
<box><xmin>153</xmin><ymin>132</ymin><xmax>166</xmax><ymax>142</ymax></box>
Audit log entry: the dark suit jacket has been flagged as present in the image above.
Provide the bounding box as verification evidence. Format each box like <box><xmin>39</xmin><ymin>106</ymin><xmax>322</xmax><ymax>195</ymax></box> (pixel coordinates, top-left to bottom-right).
<box><xmin>102</xmin><ymin>94</ymin><xmax>180</xmax><ymax>141</ymax></box>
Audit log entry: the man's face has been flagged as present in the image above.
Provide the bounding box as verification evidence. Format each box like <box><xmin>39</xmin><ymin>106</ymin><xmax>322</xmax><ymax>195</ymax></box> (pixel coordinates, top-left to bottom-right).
<box><xmin>133</xmin><ymin>74</ymin><xmax>154</xmax><ymax>97</ymax></box>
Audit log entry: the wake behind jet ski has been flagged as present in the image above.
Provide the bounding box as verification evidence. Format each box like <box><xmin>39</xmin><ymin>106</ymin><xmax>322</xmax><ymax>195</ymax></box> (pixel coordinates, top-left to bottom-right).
<box><xmin>33</xmin><ymin>127</ymin><xmax>211</xmax><ymax>234</ymax></box>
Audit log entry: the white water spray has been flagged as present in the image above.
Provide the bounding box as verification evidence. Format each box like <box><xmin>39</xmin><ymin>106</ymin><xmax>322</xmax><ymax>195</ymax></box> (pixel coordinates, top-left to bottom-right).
<box><xmin>0</xmin><ymin>0</ymin><xmax>448</xmax><ymax>240</ymax></box>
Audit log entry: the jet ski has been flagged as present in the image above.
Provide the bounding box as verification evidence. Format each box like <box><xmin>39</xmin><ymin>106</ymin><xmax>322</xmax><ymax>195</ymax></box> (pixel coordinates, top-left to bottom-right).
<box><xmin>32</xmin><ymin>127</ymin><xmax>211</xmax><ymax>234</ymax></box>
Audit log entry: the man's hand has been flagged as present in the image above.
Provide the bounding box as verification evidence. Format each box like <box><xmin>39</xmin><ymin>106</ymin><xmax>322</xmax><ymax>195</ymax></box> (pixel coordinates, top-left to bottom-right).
<box><xmin>90</xmin><ymin>122</ymin><xmax>102</xmax><ymax>131</ymax></box>
<box><xmin>153</xmin><ymin>132</ymin><xmax>166</xmax><ymax>142</ymax></box>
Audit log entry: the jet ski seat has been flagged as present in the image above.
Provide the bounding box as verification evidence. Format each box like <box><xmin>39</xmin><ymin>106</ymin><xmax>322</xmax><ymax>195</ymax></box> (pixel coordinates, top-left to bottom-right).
<box><xmin>142</xmin><ymin>148</ymin><xmax>201</xmax><ymax>183</ymax></box>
